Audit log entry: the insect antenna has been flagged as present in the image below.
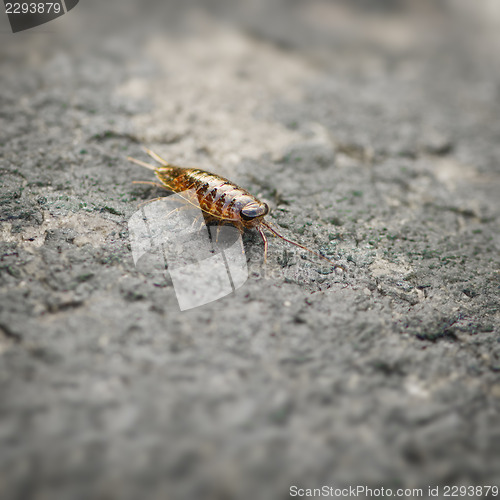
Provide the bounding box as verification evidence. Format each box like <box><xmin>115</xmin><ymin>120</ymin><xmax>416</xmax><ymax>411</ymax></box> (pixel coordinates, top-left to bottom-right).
<box><xmin>127</xmin><ymin>156</ymin><xmax>158</xmax><ymax>171</ymax></box>
<box><xmin>127</xmin><ymin>148</ymin><xmax>174</xmax><ymax>171</ymax></box>
<box><xmin>142</xmin><ymin>148</ymin><xmax>172</xmax><ymax>167</ymax></box>
<box><xmin>261</xmin><ymin>220</ymin><xmax>345</xmax><ymax>272</ymax></box>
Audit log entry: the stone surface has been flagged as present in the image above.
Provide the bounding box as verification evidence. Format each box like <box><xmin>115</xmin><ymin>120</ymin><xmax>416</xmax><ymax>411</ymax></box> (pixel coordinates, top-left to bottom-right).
<box><xmin>1</xmin><ymin>1</ymin><xmax>499</xmax><ymax>499</ymax></box>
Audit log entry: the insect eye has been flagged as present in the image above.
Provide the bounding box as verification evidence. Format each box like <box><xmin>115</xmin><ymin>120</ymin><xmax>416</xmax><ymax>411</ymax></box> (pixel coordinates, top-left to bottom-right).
<box><xmin>240</xmin><ymin>203</ymin><xmax>260</xmax><ymax>221</ymax></box>
<box><xmin>240</xmin><ymin>209</ymin><xmax>255</xmax><ymax>221</ymax></box>
<box><xmin>241</xmin><ymin>201</ymin><xmax>268</xmax><ymax>221</ymax></box>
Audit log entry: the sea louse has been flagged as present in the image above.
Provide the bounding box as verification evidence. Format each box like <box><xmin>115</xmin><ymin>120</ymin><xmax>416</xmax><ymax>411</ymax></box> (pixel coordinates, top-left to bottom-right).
<box><xmin>128</xmin><ymin>149</ymin><xmax>344</xmax><ymax>271</ymax></box>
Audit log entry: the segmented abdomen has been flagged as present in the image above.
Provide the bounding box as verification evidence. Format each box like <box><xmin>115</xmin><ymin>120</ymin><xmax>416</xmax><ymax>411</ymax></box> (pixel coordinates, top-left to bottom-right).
<box><xmin>155</xmin><ymin>167</ymin><xmax>257</xmax><ymax>221</ymax></box>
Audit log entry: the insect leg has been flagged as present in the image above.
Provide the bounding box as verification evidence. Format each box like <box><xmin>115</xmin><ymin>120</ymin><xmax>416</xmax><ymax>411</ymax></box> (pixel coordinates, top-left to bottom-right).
<box><xmin>214</xmin><ymin>222</ymin><xmax>234</xmax><ymax>245</ymax></box>
<box><xmin>162</xmin><ymin>205</ymin><xmax>198</xmax><ymax>222</ymax></box>
<box><xmin>190</xmin><ymin>213</ymin><xmax>206</xmax><ymax>230</ymax></box>
<box><xmin>137</xmin><ymin>196</ymin><xmax>168</xmax><ymax>208</ymax></box>
<box><xmin>261</xmin><ymin>220</ymin><xmax>345</xmax><ymax>271</ymax></box>
<box><xmin>215</xmin><ymin>223</ymin><xmax>223</xmax><ymax>244</ymax></box>
<box><xmin>132</xmin><ymin>180</ymin><xmax>168</xmax><ymax>189</ymax></box>
<box><xmin>257</xmin><ymin>225</ymin><xmax>268</xmax><ymax>263</ymax></box>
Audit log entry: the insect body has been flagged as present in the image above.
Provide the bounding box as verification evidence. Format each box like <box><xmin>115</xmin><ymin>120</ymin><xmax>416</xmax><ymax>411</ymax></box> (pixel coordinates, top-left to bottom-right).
<box><xmin>128</xmin><ymin>149</ymin><xmax>343</xmax><ymax>270</ymax></box>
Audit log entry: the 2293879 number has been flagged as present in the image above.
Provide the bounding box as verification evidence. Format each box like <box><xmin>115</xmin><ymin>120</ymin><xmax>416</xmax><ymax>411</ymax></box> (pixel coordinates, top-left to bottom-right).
<box><xmin>443</xmin><ymin>485</ymin><xmax>499</xmax><ymax>497</ymax></box>
<box><xmin>5</xmin><ymin>3</ymin><xmax>61</xmax><ymax>14</ymax></box>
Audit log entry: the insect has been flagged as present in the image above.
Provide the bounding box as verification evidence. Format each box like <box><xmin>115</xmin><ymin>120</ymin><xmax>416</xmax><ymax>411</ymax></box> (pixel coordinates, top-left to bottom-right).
<box><xmin>128</xmin><ymin>149</ymin><xmax>344</xmax><ymax>271</ymax></box>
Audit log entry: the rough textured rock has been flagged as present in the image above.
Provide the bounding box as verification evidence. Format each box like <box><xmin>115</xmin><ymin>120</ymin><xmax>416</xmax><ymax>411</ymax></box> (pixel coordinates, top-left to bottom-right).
<box><xmin>1</xmin><ymin>1</ymin><xmax>499</xmax><ymax>499</ymax></box>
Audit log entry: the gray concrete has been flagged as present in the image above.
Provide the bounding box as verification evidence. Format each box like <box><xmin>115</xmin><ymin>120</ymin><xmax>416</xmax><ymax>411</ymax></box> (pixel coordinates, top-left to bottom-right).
<box><xmin>1</xmin><ymin>1</ymin><xmax>499</xmax><ymax>499</ymax></box>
